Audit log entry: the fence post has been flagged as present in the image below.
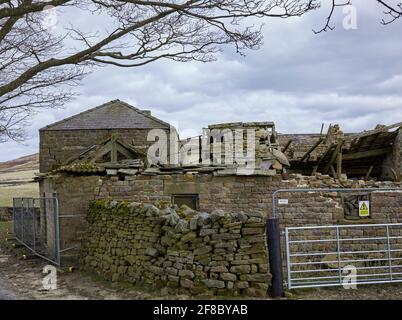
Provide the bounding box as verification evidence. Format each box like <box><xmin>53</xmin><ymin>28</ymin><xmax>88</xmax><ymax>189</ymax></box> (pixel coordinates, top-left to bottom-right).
<box><xmin>12</xmin><ymin>198</ymin><xmax>16</xmax><ymax>237</ymax></box>
<box><xmin>33</xmin><ymin>199</ymin><xmax>36</xmax><ymax>252</ymax></box>
<box><xmin>386</xmin><ymin>225</ymin><xmax>393</xmax><ymax>281</ymax></box>
<box><xmin>21</xmin><ymin>198</ymin><xmax>24</xmax><ymax>242</ymax></box>
<box><xmin>53</xmin><ymin>194</ymin><xmax>61</xmax><ymax>266</ymax></box>
<box><xmin>266</xmin><ymin>217</ymin><xmax>284</xmax><ymax>298</ymax></box>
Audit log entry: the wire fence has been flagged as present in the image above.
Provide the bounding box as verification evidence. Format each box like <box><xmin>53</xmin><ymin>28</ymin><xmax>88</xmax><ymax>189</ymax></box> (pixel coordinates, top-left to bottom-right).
<box><xmin>13</xmin><ymin>197</ymin><xmax>60</xmax><ymax>266</ymax></box>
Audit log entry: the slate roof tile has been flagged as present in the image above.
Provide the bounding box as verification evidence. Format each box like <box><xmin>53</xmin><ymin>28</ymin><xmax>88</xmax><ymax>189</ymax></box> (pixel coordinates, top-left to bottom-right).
<box><xmin>40</xmin><ymin>100</ymin><xmax>170</xmax><ymax>130</ymax></box>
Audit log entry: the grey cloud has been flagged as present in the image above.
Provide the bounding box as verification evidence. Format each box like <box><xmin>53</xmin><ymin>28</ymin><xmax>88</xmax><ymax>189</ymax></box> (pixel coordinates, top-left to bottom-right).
<box><xmin>2</xmin><ymin>1</ymin><xmax>402</xmax><ymax>161</ymax></box>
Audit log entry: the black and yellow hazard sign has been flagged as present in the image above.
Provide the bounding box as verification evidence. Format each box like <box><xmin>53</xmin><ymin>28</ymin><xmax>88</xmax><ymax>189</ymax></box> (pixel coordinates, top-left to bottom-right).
<box><xmin>359</xmin><ymin>201</ymin><xmax>370</xmax><ymax>217</ymax></box>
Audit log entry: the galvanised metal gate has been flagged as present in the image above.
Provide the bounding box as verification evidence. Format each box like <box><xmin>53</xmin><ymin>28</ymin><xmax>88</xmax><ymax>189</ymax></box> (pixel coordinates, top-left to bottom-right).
<box><xmin>285</xmin><ymin>223</ymin><xmax>402</xmax><ymax>289</ymax></box>
<box><xmin>13</xmin><ymin>197</ymin><xmax>60</xmax><ymax>266</ymax></box>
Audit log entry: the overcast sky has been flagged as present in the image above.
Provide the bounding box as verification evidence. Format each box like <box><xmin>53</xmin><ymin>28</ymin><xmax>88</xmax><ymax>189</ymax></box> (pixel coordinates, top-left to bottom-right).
<box><xmin>1</xmin><ymin>1</ymin><xmax>402</xmax><ymax>162</ymax></box>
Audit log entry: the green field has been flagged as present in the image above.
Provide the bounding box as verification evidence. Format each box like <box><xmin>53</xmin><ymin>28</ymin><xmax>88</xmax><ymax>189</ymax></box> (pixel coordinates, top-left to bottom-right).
<box><xmin>0</xmin><ymin>170</ymin><xmax>38</xmax><ymax>182</ymax></box>
<box><xmin>0</xmin><ymin>183</ymin><xmax>39</xmax><ymax>207</ymax></box>
<box><xmin>0</xmin><ymin>169</ymin><xmax>39</xmax><ymax>207</ymax></box>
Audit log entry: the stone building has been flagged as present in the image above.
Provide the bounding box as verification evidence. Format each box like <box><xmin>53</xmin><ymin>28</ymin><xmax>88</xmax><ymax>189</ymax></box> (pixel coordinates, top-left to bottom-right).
<box><xmin>39</xmin><ymin>100</ymin><xmax>172</xmax><ymax>173</ymax></box>
<box><xmin>31</xmin><ymin>99</ymin><xmax>402</xmax><ymax>296</ymax></box>
<box><xmin>36</xmin><ymin>103</ymin><xmax>402</xmax><ymax>259</ymax></box>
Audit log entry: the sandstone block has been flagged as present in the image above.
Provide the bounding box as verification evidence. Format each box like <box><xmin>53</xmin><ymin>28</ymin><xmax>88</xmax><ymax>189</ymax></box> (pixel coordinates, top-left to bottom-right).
<box><xmin>178</xmin><ymin>269</ymin><xmax>195</xmax><ymax>279</ymax></box>
<box><xmin>230</xmin><ymin>265</ymin><xmax>251</xmax><ymax>274</ymax></box>
<box><xmin>221</xmin><ymin>273</ymin><xmax>237</xmax><ymax>282</ymax></box>
<box><xmin>202</xmin><ymin>279</ymin><xmax>225</xmax><ymax>289</ymax></box>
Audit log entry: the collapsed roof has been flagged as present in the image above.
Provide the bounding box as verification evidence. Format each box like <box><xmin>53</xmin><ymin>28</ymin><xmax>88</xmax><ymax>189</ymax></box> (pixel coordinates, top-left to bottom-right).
<box><xmin>282</xmin><ymin>122</ymin><xmax>402</xmax><ymax>181</ymax></box>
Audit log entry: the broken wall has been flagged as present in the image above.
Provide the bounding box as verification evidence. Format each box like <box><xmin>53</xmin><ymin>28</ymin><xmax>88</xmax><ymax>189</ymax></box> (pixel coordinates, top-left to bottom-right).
<box><xmin>278</xmin><ymin>134</ymin><xmax>328</xmax><ymax>162</ymax></box>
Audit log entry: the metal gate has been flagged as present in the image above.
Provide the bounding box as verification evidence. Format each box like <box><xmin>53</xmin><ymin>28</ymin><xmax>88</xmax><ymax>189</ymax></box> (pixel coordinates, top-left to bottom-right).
<box><xmin>285</xmin><ymin>223</ymin><xmax>402</xmax><ymax>289</ymax></box>
<box><xmin>13</xmin><ymin>197</ymin><xmax>60</xmax><ymax>266</ymax></box>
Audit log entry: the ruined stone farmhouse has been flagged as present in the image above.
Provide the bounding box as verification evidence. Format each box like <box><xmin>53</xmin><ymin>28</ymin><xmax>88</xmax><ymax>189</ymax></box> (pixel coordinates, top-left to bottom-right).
<box><xmin>32</xmin><ymin>99</ymin><xmax>402</xmax><ymax>297</ymax></box>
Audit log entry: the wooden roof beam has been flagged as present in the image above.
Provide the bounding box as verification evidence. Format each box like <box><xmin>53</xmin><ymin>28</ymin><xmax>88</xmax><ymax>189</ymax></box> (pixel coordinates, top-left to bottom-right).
<box><xmin>297</xmin><ymin>137</ymin><xmax>324</xmax><ymax>166</ymax></box>
<box><xmin>342</xmin><ymin>147</ymin><xmax>392</xmax><ymax>161</ymax></box>
<box><xmin>324</xmin><ymin>140</ymin><xmax>344</xmax><ymax>174</ymax></box>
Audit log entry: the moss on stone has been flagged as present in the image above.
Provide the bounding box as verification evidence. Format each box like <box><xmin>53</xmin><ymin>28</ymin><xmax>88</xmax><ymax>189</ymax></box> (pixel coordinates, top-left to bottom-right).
<box><xmin>111</xmin><ymin>202</ymin><xmax>131</xmax><ymax>216</ymax></box>
<box><xmin>57</xmin><ymin>161</ymin><xmax>103</xmax><ymax>173</ymax></box>
<box><xmin>87</xmin><ymin>200</ymin><xmax>109</xmax><ymax>223</ymax></box>
<box><xmin>87</xmin><ymin>200</ymin><xmax>134</xmax><ymax>223</ymax></box>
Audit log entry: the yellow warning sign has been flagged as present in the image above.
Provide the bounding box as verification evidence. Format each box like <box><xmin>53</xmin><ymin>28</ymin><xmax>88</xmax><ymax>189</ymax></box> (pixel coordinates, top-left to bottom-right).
<box><xmin>359</xmin><ymin>201</ymin><xmax>370</xmax><ymax>217</ymax></box>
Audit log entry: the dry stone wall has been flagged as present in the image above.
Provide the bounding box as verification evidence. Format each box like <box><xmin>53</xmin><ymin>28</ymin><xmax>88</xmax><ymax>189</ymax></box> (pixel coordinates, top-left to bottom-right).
<box><xmin>80</xmin><ymin>200</ymin><xmax>271</xmax><ymax>297</ymax></box>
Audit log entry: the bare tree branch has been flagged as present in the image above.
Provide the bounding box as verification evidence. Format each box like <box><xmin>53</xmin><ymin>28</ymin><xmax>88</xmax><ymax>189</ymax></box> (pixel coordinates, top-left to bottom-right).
<box><xmin>313</xmin><ymin>0</ymin><xmax>351</xmax><ymax>34</ymax></box>
<box><xmin>314</xmin><ymin>0</ymin><xmax>402</xmax><ymax>34</ymax></box>
<box><xmin>0</xmin><ymin>0</ymin><xmax>319</xmax><ymax>142</ymax></box>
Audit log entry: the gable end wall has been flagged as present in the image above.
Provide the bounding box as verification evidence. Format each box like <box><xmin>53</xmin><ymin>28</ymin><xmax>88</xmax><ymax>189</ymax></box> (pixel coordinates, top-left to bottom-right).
<box><xmin>39</xmin><ymin>128</ymin><xmax>170</xmax><ymax>173</ymax></box>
